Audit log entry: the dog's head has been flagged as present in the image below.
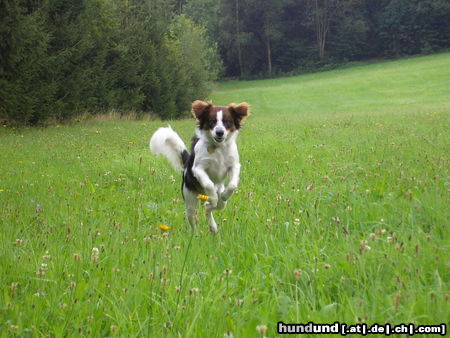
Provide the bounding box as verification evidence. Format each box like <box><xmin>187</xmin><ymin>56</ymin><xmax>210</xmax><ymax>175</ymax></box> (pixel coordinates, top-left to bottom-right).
<box><xmin>192</xmin><ymin>100</ymin><xmax>250</xmax><ymax>144</ymax></box>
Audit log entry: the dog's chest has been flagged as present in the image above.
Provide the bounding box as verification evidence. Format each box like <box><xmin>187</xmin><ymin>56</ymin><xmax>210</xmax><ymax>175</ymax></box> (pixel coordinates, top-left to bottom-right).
<box><xmin>204</xmin><ymin>147</ymin><xmax>235</xmax><ymax>183</ymax></box>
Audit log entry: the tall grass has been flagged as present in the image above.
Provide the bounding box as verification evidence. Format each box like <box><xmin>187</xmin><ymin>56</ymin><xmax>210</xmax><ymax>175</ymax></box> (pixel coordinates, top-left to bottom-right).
<box><xmin>0</xmin><ymin>53</ymin><xmax>449</xmax><ymax>337</ymax></box>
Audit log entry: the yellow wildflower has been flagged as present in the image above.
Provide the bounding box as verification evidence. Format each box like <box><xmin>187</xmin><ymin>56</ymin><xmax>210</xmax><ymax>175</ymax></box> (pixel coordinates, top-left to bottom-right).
<box><xmin>0</xmin><ymin>189</ymin><xmax>4</xmax><ymax>192</ymax></box>
<box><xmin>197</xmin><ymin>194</ymin><xmax>209</xmax><ymax>201</ymax></box>
<box><xmin>159</xmin><ymin>224</ymin><xmax>170</xmax><ymax>231</ymax></box>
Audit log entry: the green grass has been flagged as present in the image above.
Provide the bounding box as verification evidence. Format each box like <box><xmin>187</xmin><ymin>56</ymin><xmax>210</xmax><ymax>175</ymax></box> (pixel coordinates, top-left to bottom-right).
<box><xmin>1</xmin><ymin>53</ymin><xmax>449</xmax><ymax>337</ymax></box>
<box><xmin>213</xmin><ymin>53</ymin><xmax>450</xmax><ymax>116</ymax></box>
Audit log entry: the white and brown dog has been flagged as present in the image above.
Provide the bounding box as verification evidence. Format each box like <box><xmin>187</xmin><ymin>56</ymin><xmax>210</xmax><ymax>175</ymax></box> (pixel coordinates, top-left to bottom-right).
<box><xmin>150</xmin><ymin>100</ymin><xmax>250</xmax><ymax>233</ymax></box>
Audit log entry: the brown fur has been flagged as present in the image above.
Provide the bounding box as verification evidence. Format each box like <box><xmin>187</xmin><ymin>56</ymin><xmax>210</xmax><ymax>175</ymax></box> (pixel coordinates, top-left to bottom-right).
<box><xmin>228</xmin><ymin>103</ymin><xmax>250</xmax><ymax>122</ymax></box>
<box><xmin>221</xmin><ymin>109</ymin><xmax>237</xmax><ymax>132</ymax></box>
<box><xmin>191</xmin><ymin>100</ymin><xmax>212</xmax><ymax>121</ymax></box>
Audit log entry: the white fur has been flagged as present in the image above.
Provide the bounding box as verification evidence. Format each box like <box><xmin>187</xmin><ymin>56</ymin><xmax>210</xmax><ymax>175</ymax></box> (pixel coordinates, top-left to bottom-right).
<box><xmin>150</xmin><ymin>126</ymin><xmax>187</xmax><ymax>172</ymax></box>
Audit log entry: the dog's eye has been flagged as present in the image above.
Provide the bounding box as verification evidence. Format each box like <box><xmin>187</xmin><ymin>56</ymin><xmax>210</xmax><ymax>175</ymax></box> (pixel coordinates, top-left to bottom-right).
<box><xmin>223</xmin><ymin>119</ymin><xmax>233</xmax><ymax>128</ymax></box>
<box><xmin>210</xmin><ymin>119</ymin><xmax>217</xmax><ymax>124</ymax></box>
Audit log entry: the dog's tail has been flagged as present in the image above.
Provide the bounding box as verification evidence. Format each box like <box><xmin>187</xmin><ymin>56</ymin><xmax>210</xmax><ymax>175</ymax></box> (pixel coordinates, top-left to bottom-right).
<box><xmin>150</xmin><ymin>126</ymin><xmax>189</xmax><ymax>172</ymax></box>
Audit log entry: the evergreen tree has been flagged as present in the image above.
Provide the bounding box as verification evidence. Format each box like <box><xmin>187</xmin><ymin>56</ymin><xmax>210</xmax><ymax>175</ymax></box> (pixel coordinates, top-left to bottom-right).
<box><xmin>0</xmin><ymin>0</ymin><xmax>52</xmax><ymax>123</ymax></box>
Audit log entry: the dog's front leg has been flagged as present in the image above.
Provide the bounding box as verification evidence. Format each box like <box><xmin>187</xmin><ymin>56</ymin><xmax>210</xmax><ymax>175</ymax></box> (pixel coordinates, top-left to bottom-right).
<box><xmin>222</xmin><ymin>163</ymin><xmax>241</xmax><ymax>201</ymax></box>
<box><xmin>192</xmin><ymin>166</ymin><xmax>218</xmax><ymax>207</ymax></box>
<box><xmin>215</xmin><ymin>185</ymin><xmax>227</xmax><ymax>210</ymax></box>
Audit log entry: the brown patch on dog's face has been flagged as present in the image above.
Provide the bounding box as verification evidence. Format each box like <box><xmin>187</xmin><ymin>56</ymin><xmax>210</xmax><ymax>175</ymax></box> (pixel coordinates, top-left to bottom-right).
<box><xmin>202</xmin><ymin>108</ymin><xmax>219</xmax><ymax>131</ymax></box>
<box><xmin>221</xmin><ymin>109</ymin><xmax>237</xmax><ymax>132</ymax></box>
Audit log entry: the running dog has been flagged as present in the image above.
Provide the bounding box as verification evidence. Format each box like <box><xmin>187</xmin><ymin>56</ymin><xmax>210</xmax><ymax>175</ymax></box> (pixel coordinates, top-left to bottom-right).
<box><xmin>150</xmin><ymin>100</ymin><xmax>250</xmax><ymax>233</ymax></box>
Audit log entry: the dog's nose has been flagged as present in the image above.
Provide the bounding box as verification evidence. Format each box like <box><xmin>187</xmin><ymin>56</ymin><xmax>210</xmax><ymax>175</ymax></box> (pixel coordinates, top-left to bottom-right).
<box><xmin>215</xmin><ymin>129</ymin><xmax>224</xmax><ymax>137</ymax></box>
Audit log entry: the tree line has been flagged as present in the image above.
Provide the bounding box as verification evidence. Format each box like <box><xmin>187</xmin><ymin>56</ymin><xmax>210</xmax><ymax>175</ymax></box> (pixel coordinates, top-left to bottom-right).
<box><xmin>182</xmin><ymin>0</ymin><xmax>449</xmax><ymax>78</ymax></box>
<box><xmin>1</xmin><ymin>0</ymin><xmax>221</xmax><ymax>124</ymax></box>
<box><xmin>1</xmin><ymin>0</ymin><xmax>449</xmax><ymax>124</ymax></box>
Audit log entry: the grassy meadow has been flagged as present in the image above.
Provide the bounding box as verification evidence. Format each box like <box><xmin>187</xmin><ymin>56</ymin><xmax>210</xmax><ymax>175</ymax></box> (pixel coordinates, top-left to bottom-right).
<box><xmin>1</xmin><ymin>53</ymin><xmax>449</xmax><ymax>336</ymax></box>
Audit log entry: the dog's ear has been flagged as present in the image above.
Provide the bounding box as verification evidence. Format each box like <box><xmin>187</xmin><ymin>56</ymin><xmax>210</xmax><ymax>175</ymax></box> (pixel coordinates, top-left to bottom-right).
<box><xmin>228</xmin><ymin>102</ymin><xmax>250</xmax><ymax>124</ymax></box>
<box><xmin>192</xmin><ymin>100</ymin><xmax>212</xmax><ymax>120</ymax></box>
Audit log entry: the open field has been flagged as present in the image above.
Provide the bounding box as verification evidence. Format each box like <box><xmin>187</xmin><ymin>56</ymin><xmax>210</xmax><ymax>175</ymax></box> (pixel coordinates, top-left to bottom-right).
<box><xmin>214</xmin><ymin>53</ymin><xmax>450</xmax><ymax>116</ymax></box>
<box><xmin>1</xmin><ymin>53</ymin><xmax>449</xmax><ymax>336</ymax></box>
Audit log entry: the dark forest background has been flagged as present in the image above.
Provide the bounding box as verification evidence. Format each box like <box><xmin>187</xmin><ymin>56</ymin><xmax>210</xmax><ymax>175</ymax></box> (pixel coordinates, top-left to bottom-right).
<box><xmin>1</xmin><ymin>0</ymin><xmax>449</xmax><ymax>124</ymax></box>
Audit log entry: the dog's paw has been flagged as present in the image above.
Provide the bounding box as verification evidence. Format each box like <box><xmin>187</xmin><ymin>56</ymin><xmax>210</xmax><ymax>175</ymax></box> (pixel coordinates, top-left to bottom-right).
<box><xmin>206</xmin><ymin>194</ymin><xmax>218</xmax><ymax>208</ymax></box>
<box><xmin>209</xmin><ymin>224</ymin><xmax>218</xmax><ymax>234</ymax></box>
<box><xmin>216</xmin><ymin>198</ymin><xmax>227</xmax><ymax>210</ymax></box>
<box><xmin>221</xmin><ymin>185</ymin><xmax>237</xmax><ymax>201</ymax></box>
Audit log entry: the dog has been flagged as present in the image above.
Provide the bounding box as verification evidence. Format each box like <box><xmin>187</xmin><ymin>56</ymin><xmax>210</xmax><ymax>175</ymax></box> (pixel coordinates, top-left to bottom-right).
<box><xmin>150</xmin><ymin>100</ymin><xmax>250</xmax><ymax>233</ymax></box>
